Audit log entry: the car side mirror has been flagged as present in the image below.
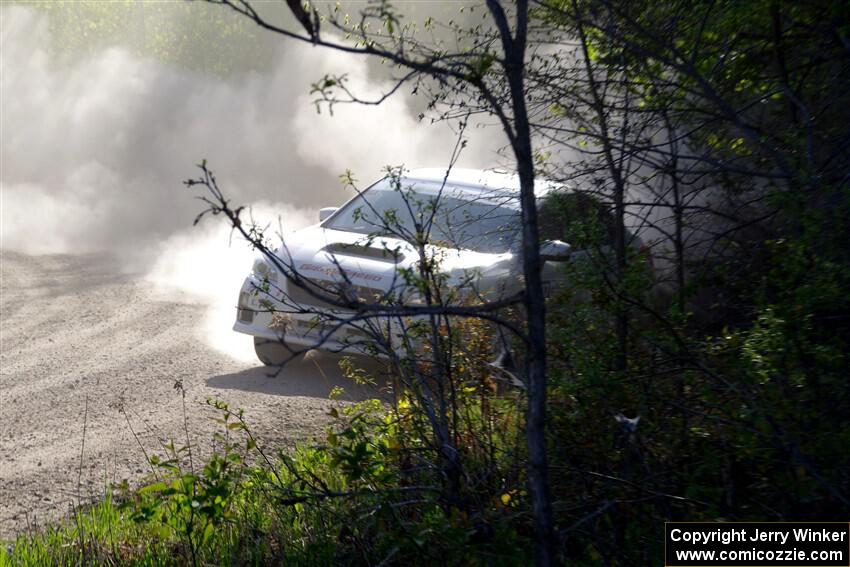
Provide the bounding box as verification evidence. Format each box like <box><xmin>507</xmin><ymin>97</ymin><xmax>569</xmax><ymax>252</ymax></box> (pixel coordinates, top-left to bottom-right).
<box><xmin>319</xmin><ymin>207</ymin><xmax>338</xmax><ymax>222</ymax></box>
<box><xmin>540</xmin><ymin>239</ymin><xmax>572</xmax><ymax>261</ymax></box>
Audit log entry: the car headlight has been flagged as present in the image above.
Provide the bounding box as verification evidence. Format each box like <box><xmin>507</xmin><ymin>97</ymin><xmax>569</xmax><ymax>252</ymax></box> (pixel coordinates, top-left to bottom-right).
<box><xmin>253</xmin><ymin>257</ymin><xmax>278</xmax><ymax>282</ymax></box>
<box><xmin>406</xmin><ymin>291</ymin><xmax>425</xmax><ymax>305</ymax></box>
<box><xmin>253</xmin><ymin>258</ymin><xmax>268</xmax><ymax>275</ymax></box>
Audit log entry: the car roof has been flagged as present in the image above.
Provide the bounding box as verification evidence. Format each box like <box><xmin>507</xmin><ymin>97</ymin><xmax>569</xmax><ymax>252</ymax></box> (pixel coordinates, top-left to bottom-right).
<box><xmin>402</xmin><ymin>168</ymin><xmax>564</xmax><ymax>197</ymax></box>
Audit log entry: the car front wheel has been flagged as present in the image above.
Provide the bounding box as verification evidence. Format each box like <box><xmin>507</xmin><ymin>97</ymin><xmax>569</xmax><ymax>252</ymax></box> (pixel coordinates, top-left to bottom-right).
<box><xmin>253</xmin><ymin>337</ymin><xmax>303</xmax><ymax>366</ymax></box>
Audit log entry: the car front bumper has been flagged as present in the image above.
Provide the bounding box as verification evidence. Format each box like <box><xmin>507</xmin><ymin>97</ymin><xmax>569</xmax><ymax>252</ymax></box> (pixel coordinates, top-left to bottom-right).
<box><xmin>232</xmin><ymin>274</ymin><xmax>387</xmax><ymax>355</ymax></box>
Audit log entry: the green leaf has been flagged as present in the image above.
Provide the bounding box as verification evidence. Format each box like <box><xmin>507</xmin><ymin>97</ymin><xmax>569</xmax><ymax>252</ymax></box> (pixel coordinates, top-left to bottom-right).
<box><xmin>138</xmin><ymin>481</ymin><xmax>168</xmax><ymax>494</ymax></box>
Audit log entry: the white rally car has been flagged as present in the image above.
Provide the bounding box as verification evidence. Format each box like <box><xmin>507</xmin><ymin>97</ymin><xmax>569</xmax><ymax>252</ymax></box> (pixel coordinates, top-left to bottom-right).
<box><xmin>233</xmin><ymin>168</ymin><xmax>626</xmax><ymax>365</ymax></box>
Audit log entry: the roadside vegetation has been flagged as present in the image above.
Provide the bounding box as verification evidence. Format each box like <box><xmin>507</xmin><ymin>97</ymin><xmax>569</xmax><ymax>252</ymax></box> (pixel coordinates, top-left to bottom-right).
<box><xmin>3</xmin><ymin>0</ymin><xmax>848</xmax><ymax>565</ymax></box>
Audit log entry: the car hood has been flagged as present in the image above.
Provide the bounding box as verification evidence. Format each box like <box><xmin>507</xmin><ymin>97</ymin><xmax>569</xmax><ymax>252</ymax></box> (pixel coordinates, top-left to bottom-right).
<box><xmin>278</xmin><ymin>225</ymin><xmax>514</xmax><ymax>291</ymax></box>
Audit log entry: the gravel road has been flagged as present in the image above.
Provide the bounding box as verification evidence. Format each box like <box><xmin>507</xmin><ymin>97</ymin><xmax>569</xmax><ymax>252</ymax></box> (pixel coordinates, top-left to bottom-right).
<box><xmin>0</xmin><ymin>250</ymin><xmax>378</xmax><ymax>539</ymax></box>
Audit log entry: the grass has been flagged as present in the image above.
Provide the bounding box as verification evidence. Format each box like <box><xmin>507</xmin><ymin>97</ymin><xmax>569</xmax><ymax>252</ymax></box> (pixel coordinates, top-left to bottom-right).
<box><xmin>1</xmin><ymin>394</ymin><xmax>530</xmax><ymax>566</ymax></box>
<box><xmin>1</xmin><ymin>457</ymin><xmax>353</xmax><ymax>566</ymax></box>
<box><xmin>2</xmin><ymin>492</ymin><xmax>171</xmax><ymax>566</ymax></box>
<box><xmin>0</xmin><ymin>398</ymin><xmax>348</xmax><ymax>566</ymax></box>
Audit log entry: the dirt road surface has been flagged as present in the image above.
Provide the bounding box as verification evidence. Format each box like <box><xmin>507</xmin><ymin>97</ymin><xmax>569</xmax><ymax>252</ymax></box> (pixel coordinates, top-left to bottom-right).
<box><xmin>0</xmin><ymin>251</ymin><xmax>378</xmax><ymax>539</ymax></box>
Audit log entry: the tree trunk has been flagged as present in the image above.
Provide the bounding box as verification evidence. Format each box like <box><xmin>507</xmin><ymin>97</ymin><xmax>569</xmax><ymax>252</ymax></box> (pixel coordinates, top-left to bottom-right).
<box><xmin>496</xmin><ymin>2</ymin><xmax>556</xmax><ymax>563</ymax></box>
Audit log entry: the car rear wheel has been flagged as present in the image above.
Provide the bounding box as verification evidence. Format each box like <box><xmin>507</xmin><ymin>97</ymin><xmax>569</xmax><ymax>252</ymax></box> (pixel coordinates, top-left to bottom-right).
<box><xmin>253</xmin><ymin>337</ymin><xmax>303</xmax><ymax>366</ymax></box>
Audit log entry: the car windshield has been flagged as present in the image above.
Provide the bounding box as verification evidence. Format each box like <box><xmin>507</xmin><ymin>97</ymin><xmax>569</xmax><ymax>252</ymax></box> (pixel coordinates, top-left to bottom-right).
<box><xmin>324</xmin><ymin>179</ymin><xmax>521</xmax><ymax>253</ymax></box>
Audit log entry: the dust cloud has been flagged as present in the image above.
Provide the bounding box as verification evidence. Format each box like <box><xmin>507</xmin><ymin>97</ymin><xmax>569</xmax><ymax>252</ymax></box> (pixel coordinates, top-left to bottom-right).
<box><xmin>1</xmin><ymin>5</ymin><xmax>502</xmax><ymax>360</ymax></box>
<box><xmin>145</xmin><ymin>202</ymin><xmax>315</xmax><ymax>362</ymax></box>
